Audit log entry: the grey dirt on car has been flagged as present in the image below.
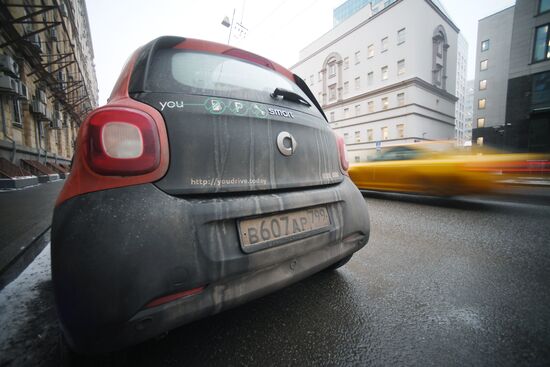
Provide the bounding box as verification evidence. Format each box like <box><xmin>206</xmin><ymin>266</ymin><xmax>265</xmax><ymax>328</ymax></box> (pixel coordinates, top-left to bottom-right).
<box><xmin>50</xmin><ymin>36</ymin><xmax>370</xmax><ymax>355</ymax></box>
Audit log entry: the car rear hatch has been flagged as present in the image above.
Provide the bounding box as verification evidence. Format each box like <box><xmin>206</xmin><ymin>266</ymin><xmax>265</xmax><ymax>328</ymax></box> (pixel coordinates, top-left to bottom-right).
<box><xmin>128</xmin><ymin>37</ymin><xmax>343</xmax><ymax>195</ymax></box>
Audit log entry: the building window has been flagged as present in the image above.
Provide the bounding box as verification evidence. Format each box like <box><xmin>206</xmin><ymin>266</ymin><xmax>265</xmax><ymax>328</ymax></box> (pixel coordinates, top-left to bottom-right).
<box><xmin>397</xmin><ymin>59</ymin><xmax>405</xmax><ymax>76</ymax></box>
<box><xmin>343</xmin><ymin>132</ymin><xmax>349</xmax><ymax>143</ymax></box>
<box><xmin>381</xmin><ymin>37</ymin><xmax>388</xmax><ymax>52</ymax></box>
<box><xmin>477</xmin><ymin>118</ymin><xmax>485</xmax><ymax>128</ymax></box>
<box><xmin>38</xmin><ymin>119</ymin><xmax>45</xmax><ymax>138</ymax></box>
<box><xmin>368</xmin><ymin>101</ymin><xmax>374</xmax><ymax>113</ymax></box>
<box><xmin>355</xmin><ymin>156</ymin><xmax>360</xmax><ymax>162</ymax></box>
<box><xmin>432</xmin><ymin>25</ymin><xmax>448</xmax><ymax>90</ymax></box>
<box><xmin>479</xmin><ymin>79</ymin><xmax>487</xmax><ymax>90</ymax></box>
<box><xmin>481</xmin><ymin>39</ymin><xmax>490</xmax><ymax>52</ymax></box>
<box><xmin>355</xmin><ymin>77</ymin><xmax>360</xmax><ymax>90</ymax></box>
<box><xmin>355</xmin><ymin>104</ymin><xmax>361</xmax><ymax>115</ymax></box>
<box><xmin>478</xmin><ymin>98</ymin><xmax>486</xmax><ymax>109</ymax></box>
<box><xmin>367</xmin><ymin>129</ymin><xmax>373</xmax><ymax>141</ymax></box>
<box><xmin>318</xmin><ymin>91</ymin><xmax>322</xmax><ymax>103</ymax></box>
<box><xmin>368</xmin><ymin>44</ymin><xmax>374</xmax><ymax>58</ymax></box>
<box><xmin>381</xmin><ymin>66</ymin><xmax>388</xmax><ymax>80</ymax></box>
<box><xmin>476</xmin><ymin>137</ymin><xmax>484</xmax><ymax>146</ymax></box>
<box><xmin>397</xmin><ymin>28</ymin><xmax>406</xmax><ymax>44</ymax></box>
<box><xmin>539</xmin><ymin>0</ymin><xmax>550</xmax><ymax>14</ymax></box>
<box><xmin>355</xmin><ymin>51</ymin><xmax>361</xmax><ymax>64</ymax></box>
<box><xmin>329</xmin><ymin>62</ymin><xmax>336</xmax><ymax>77</ymax></box>
<box><xmin>318</xmin><ymin>71</ymin><xmax>322</xmax><ymax>82</ymax></box>
<box><xmin>397</xmin><ymin>92</ymin><xmax>405</xmax><ymax>106</ymax></box>
<box><xmin>367</xmin><ymin>71</ymin><xmax>374</xmax><ymax>85</ymax></box>
<box><xmin>343</xmin><ymin>82</ymin><xmax>349</xmax><ymax>95</ymax></box>
<box><xmin>355</xmin><ymin>131</ymin><xmax>361</xmax><ymax>143</ymax></box>
<box><xmin>309</xmin><ymin>75</ymin><xmax>314</xmax><ymax>86</ymax></box>
<box><xmin>344</xmin><ymin>57</ymin><xmax>349</xmax><ymax>69</ymax></box>
<box><xmin>532</xmin><ymin>70</ymin><xmax>550</xmax><ymax>108</ymax></box>
<box><xmin>381</xmin><ymin>126</ymin><xmax>389</xmax><ymax>140</ymax></box>
<box><xmin>480</xmin><ymin>59</ymin><xmax>488</xmax><ymax>70</ymax></box>
<box><xmin>12</xmin><ymin>98</ymin><xmax>22</xmax><ymax>125</ymax></box>
<box><xmin>329</xmin><ymin>84</ymin><xmax>336</xmax><ymax>101</ymax></box>
<box><xmin>344</xmin><ymin>108</ymin><xmax>349</xmax><ymax>118</ymax></box>
<box><xmin>533</xmin><ymin>24</ymin><xmax>550</xmax><ymax>62</ymax></box>
<box><xmin>330</xmin><ymin>111</ymin><xmax>335</xmax><ymax>122</ymax></box>
<box><xmin>396</xmin><ymin>124</ymin><xmax>405</xmax><ymax>138</ymax></box>
<box><xmin>382</xmin><ymin>97</ymin><xmax>389</xmax><ymax>110</ymax></box>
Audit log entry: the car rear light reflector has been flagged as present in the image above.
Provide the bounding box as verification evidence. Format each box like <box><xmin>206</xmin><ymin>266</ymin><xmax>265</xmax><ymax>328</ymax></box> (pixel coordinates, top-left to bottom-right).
<box><xmin>102</xmin><ymin>122</ymin><xmax>144</xmax><ymax>159</ymax></box>
<box><xmin>145</xmin><ymin>286</ymin><xmax>206</xmax><ymax>308</ymax></box>
<box><xmin>88</xmin><ymin>107</ymin><xmax>160</xmax><ymax>176</ymax></box>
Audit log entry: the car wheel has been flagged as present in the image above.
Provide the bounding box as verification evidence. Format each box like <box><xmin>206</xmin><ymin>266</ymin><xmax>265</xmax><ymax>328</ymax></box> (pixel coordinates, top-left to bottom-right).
<box><xmin>324</xmin><ymin>255</ymin><xmax>353</xmax><ymax>271</ymax></box>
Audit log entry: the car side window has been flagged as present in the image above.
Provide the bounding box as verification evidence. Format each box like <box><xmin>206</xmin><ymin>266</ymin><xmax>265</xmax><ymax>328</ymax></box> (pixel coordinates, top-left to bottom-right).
<box><xmin>376</xmin><ymin>147</ymin><xmax>418</xmax><ymax>161</ymax></box>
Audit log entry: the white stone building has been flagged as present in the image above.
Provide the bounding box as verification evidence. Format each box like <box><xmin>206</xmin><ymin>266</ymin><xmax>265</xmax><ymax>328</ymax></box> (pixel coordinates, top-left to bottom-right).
<box><xmin>291</xmin><ymin>0</ymin><xmax>458</xmax><ymax>161</ymax></box>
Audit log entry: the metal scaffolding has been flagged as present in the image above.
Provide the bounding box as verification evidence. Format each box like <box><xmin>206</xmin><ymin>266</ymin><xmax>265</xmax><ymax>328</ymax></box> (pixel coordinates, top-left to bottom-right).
<box><xmin>0</xmin><ymin>0</ymin><xmax>94</xmax><ymax>123</ymax></box>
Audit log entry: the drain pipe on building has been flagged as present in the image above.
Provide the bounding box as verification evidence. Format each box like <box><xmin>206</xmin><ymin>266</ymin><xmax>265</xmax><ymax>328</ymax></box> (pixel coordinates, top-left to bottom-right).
<box><xmin>0</xmin><ymin>95</ymin><xmax>18</xmax><ymax>163</ymax></box>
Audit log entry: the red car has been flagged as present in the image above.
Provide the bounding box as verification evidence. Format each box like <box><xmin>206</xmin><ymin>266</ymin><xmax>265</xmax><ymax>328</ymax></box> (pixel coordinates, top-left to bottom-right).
<box><xmin>51</xmin><ymin>36</ymin><xmax>370</xmax><ymax>354</ymax></box>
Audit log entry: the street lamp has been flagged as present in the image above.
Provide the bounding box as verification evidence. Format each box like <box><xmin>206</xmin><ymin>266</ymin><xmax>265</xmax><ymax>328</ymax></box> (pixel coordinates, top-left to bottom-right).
<box><xmin>221</xmin><ymin>9</ymin><xmax>235</xmax><ymax>45</ymax></box>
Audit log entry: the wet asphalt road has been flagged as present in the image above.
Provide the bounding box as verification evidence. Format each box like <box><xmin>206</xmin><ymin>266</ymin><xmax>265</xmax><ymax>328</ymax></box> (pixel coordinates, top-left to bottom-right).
<box><xmin>1</xmin><ymin>194</ymin><xmax>550</xmax><ymax>366</ymax></box>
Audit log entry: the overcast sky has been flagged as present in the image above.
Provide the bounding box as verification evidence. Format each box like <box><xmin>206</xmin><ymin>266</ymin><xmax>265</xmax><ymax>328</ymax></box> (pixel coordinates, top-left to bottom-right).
<box><xmin>87</xmin><ymin>0</ymin><xmax>515</xmax><ymax>105</ymax></box>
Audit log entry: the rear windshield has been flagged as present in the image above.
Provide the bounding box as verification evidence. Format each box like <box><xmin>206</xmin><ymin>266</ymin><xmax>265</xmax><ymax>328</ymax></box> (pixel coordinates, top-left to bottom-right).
<box><xmin>146</xmin><ymin>50</ymin><xmax>312</xmax><ymax>105</ymax></box>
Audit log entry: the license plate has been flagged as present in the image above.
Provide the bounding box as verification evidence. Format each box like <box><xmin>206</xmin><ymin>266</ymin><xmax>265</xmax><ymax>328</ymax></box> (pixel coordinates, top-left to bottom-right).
<box><xmin>238</xmin><ymin>206</ymin><xmax>331</xmax><ymax>251</ymax></box>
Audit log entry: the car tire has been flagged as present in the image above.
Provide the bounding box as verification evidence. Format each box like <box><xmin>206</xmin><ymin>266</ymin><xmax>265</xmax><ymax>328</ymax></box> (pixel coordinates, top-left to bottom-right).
<box><xmin>324</xmin><ymin>254</ymin><xmax>353</xmax><ymax>271</ymax></box>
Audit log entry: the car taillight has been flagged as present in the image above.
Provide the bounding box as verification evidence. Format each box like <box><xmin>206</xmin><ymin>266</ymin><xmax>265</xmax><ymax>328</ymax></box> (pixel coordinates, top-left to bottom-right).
<box><xmin>334</xmin><ymin>133</ymin><xmax>349</xmax><ymax>174</ymax></box>
<box><xmin>145</xmin><ymin>286</ymin><xmax>205</xmax><ymax>308</ymax></box>
<box><xmin>87</xmin><ymin>107</ymin><xmax>160</xmax><ymax>175</ymax></box>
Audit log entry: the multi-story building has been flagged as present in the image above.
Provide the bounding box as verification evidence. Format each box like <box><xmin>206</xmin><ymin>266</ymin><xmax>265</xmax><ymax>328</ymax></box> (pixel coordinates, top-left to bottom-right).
<box><xmin>291</xmin><ymin>0</ymin><xmax>458</xmax><ymax>162</ymax></box>
<box><xmin>473</xmin><ymin>0</ymin><xmax>550</xmax><ymax>152</ymax></box>
<box><xmin>0</xmin><ymin>0</ymin><xmax>98</xmax><ymax>176</ymax></box>
<box><xmin>455</xmin><ymin>33</ymin><xmax>469</xmax><ymax>145</ymax></box>
<box><xmin>471</xmin><ymin>6</ymin><xmax>514</xmax><ymax>149</ymax></box>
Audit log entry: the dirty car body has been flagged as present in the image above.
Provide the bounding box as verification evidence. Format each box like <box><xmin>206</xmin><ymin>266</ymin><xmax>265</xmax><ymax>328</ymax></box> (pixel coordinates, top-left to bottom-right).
<box><xmin>51</xmin><ymin>36</ymin><xmax>370</xmax><ymax>353</ymax></box>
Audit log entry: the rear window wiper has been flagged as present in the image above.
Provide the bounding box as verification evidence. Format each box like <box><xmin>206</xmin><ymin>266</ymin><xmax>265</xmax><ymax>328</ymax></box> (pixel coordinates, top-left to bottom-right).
<box><xmin>271</xmin><ymin>88</ymin><xmax>311</xmax><ymax>107</ymax></box>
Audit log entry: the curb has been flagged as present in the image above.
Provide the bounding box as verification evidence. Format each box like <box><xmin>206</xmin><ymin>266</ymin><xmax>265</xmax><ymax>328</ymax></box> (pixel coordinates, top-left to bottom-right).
<box><xmin>0</xmin><ymin>228</ymin><xmax>51</xmax><ymax>291</ymax></box>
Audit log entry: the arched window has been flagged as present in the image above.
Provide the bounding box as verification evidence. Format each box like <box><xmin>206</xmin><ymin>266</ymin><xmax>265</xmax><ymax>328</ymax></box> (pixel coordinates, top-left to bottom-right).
<box><xmin>321</xmin><ymin>52</ymin><xmax>343</xmax><ymax>106</ymax></box>
<box><xmin>432</xmin><ymin>25</ymin><xmax>449</xmax><ymax>90</ymax></box>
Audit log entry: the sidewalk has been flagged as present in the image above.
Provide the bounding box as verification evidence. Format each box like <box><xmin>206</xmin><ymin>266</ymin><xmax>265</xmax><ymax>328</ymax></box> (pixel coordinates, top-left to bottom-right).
<box><xmin>0</xmin><ymin>180</ymin><xmax>64</xmax><ymax>288</ymax></box>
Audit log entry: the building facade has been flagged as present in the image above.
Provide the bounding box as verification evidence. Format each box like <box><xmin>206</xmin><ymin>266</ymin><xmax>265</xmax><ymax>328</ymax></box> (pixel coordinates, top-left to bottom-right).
<box><xmin>292</xmin><ymin>0</ymin><xmax>458</xmax><ymax>162</ymax></box>
<box><xmin>473</xmin><ymin>0</ymin><xmax>550</xmax><ymax>152</ymax></box>
<box><xmin>0</xmin><ymin>0</ymin><xmax>98</xmax><ymax>170</ymax></box>
<box><xmin>454</xmin><ymin>33</ymin><xmax>469</xmax><ymax>146</ymax></box>
<box><xmin>471</xmin><ymin>6</ymin><xmax>514</xmax><ymax>149</ymax></box>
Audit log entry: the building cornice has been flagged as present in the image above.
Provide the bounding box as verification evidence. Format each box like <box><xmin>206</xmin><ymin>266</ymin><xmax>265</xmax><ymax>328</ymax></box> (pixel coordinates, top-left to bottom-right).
<box><xmin>292</xmin><ymin>0</ymin><xmax>460</xmax><ymax>70</ymax></box>
<box><xmin>331</xmin><ymin>111</ymin><xmax>455</xmax><ymax>129</ymax></box>
<box><xmin>322</xmin><ymin>77</ymin><xmax>458</xmax><ymax>110</ymax></box>
<box><xmin>331</xmin><ymin>101</ymin><xmax>456</xmax><ymax>125</ymax></box>
<box><xmin>291</xmin><ymin>0</ymin><xmax>404</xmax><ymax>69</ymax></box>
<box><xmin>425</xmin><ymin>0</ymin><xmax>460</xmax><ymax>33</ymax></box>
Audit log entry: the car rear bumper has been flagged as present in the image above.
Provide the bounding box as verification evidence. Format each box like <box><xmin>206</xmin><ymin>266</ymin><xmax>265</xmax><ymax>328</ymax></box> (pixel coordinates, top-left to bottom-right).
<box><xmin>51</xmin><ymin>178</ymin><xmax>369</xmax><ymax>354</ymax></box>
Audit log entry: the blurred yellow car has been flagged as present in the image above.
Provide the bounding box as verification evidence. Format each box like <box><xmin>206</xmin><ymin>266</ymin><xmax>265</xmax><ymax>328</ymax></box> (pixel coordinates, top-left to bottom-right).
<box><xmin>348</xmin><ymin>143</ymin><xmax>549</xmax><ymax>197</ymax></box>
